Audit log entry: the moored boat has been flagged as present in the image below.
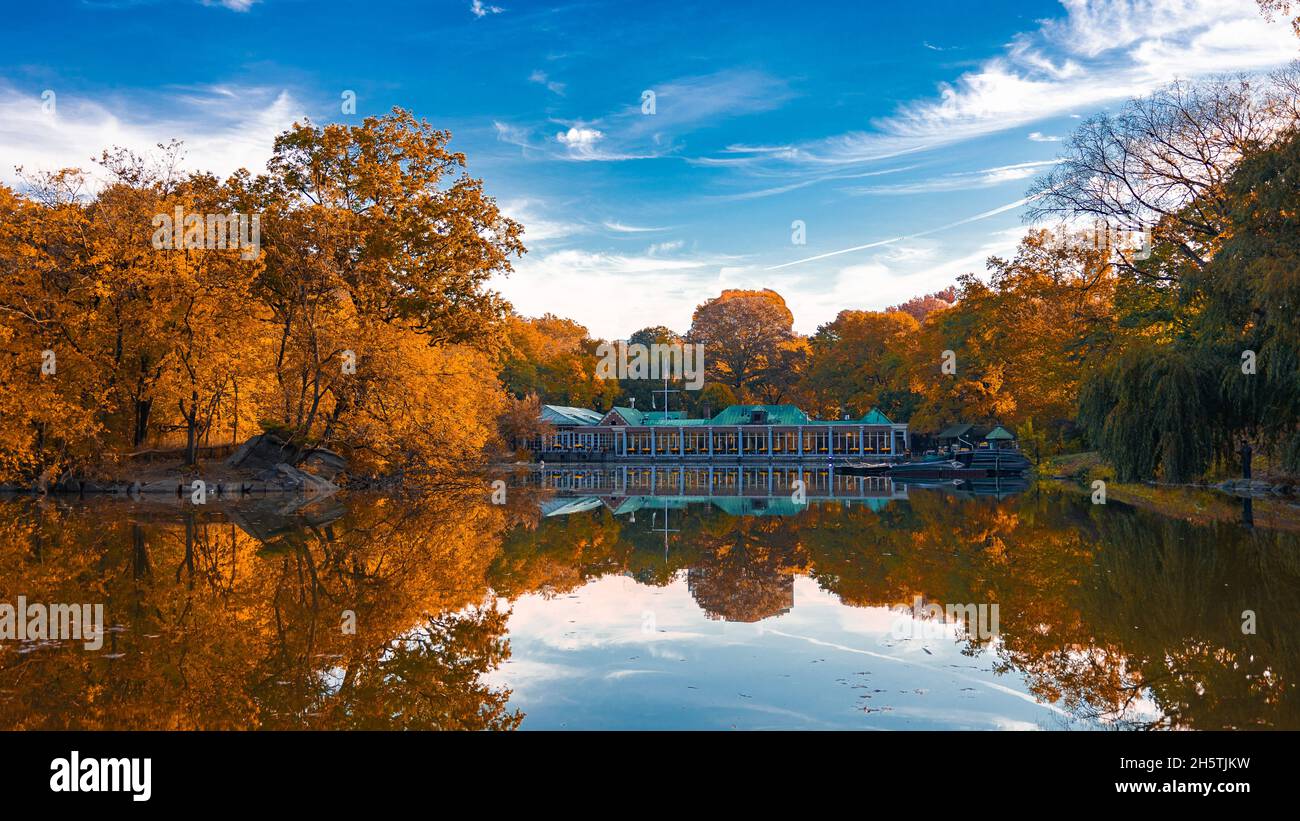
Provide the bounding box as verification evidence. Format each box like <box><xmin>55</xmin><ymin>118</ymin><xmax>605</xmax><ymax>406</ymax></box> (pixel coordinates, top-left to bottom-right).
<box><xmin>842</xmin><ymin>448</ymin><xmax>1031</xmax><ymax>478</ymax></box>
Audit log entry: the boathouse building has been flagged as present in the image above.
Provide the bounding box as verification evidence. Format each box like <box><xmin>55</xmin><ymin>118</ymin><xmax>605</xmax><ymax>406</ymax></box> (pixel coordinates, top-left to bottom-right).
<box><xmin>530</xmin><ymin>403</ymin><xmax>909</xmax><ymax>461</ymax></box>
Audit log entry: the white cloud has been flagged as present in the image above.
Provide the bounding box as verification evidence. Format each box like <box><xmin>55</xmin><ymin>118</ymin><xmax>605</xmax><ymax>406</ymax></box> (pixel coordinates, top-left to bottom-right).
<box><xmin>647</xmin><ymin>240</ymin><xmax>684</xmax><ymax>255</ymax></box>
<box><xmin>493</xmin><ymin>120</ymin><xmax>532</xmax><ymax>150</ymax></box>
<box><xmin>602</xmin><ymin>220</ymin><xmax>670</xmax><ymax>233</ymax></box>
<box><xmin>202</xmin><ymin>0</ymin><xmax>258</xmax><ymax>10</ymax></box>
<box><xmin>1028</xmin><ymin>131</ymin><xmax>1061</xmax><ymax>142</ymax></box>
<box><xmin>766</xmin><ymin>195</ymin><xmax>1037</xmax><ymax>271</ymax></box>
<box><xmin>499</xmin><ymin>198</ymin><xmax>585</xmax><ymax>244</ymax></box>
<box><xmin>495</xmin><ymin>248</ymin><xmax>746</xmax><ymax>337</ymax></box>
<box><xmin>706</xmin><ymin>0</ymin><xmax>1299</xmax><ymax>185</ymax></box>
<box><xmin>847</xmin><ymin>160</ymin><xmax>1060</xmax><ymax>195</ymax></box>
<box><xmin>528</xmin><ymin>69</ymin><xmax>565</xmax><ymax>96</ymax></box>
<box><xmin>0</xmin><ymin>83</ymin><xmax>307</xmax><ymax>191</ymax></box>
<box><xmin>783</xmin><ymin>227</ymin><xmax>1027</xmax><ymax>333</ymax></box>
<box><xmin>874</xmin><ymin>0</ymin><xmax>1296</xmax><ymax>148</ymax></box>
<box><xmin>1043</xmin><ymin>0</ymin><xmax>1248</xmax><ymax>58</ymax></box>
<box><xmin>470</xmin><ymin>0</ymin><xmax>504</xmax><ymax>18</ymax></box>
<box><xmin>554</xmin><ymin>125</ymin><xmax>607</xmax><ymax>159</ymax></box>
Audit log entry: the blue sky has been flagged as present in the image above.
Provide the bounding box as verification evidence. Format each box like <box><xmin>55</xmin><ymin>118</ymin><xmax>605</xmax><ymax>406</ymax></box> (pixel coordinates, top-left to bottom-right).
<box><xmin>2</xmin><ymin>0</ymin><xmax>1297</xmax><ymax>336</ymax></box>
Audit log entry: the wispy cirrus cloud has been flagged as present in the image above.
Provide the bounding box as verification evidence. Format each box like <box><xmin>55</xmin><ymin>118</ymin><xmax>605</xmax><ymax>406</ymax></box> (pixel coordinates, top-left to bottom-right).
<box><xmin>200</xmin><ymin>0</ymin><xmax>258</xmax><ymax>10</ymax></box>
<box><xmin>873</xmin><ymin>0</ymin><xmax>1295</xmax><ymax>145</ymax></box>
<box><xmin>845</xmin><ymin>160</ymin><xmax>1060</xmax><ymax>195</ymax></box>
<box><xmin>529</xmin><ymin>69</ymin><xmax>565</xmax><ymax>95</ymax></box>
<box><xmin>702</xmin><ymin>0</ymin><xmax>1299</xmax><ymax>195</ymax></box>
<box><xmin>602</xmin><ymin>220</ymin><xmax>671</xmax><ymax>233</ymax></box>
<box><xmin>766</xmin><ymin>195</ymin><xmax>1037</xmax><ymax>271</ymax></box>
<box><xmin>702</xmin><ymin>163</ymin><xmax>925</xmax><ymax>202</ymax></box>
<box><xmin>498</xmin><ymin>197</ymin><xmax>587</xmax><ymax>244</ymax></box>
<box><xmin>494</xmin><ymin>68</ymin><xmax>793</xmax><ymax>162</ymax></box>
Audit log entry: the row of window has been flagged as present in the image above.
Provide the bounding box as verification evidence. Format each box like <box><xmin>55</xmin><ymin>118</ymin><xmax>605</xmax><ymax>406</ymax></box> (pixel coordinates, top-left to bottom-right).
<box><xmin>538</xmin><ymin>428</ymin><xmax>899</xmax><ymax>453</ymax></box>
<box><xmin>621</xmin><ymin>429</ymin><xmax>894</xmax><ymax>454</ymax></box>
<box><xmin>540</xmin><ymin>468</ymin><xmax>895</xmax><ymax>494</ymax></box>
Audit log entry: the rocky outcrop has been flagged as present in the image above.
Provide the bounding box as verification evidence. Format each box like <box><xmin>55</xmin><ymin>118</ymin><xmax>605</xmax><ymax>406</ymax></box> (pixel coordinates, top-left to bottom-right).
<box><xmin>227</xmin><ymin>433</ymin><xmax>347</xmax><ymax>487</ymax></box>
<box><xmin>300</xmin><ymin>448</ymin><xmax>348</xmax><ymax>481</ymax></box>
<box><xmin>225</xmin><ymin>434</ymin><xmax>301</xmax><ymax>473</ymax></box>
<box><xmin>253</xmin><ymin>462</ymin><xmax>338</xmax><ymax>494</ymax></box>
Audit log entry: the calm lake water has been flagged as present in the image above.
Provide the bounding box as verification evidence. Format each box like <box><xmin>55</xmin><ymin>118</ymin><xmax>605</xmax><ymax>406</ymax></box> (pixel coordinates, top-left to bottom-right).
<box><xmin>1</xmin><ymin>465</ymin><xmax>1297</xmax><ymax>730</ymax></box>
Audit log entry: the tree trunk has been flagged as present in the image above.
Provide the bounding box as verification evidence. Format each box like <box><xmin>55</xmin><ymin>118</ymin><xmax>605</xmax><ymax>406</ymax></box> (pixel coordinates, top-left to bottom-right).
<box><xmin>133</xmin><ymin>398</ymin><xmax>153</xmax><ymax>448</ymax></box>
<box><xmin>184</xmin><ymin>390</ymin><xmax>199</xmax><ymax>467</ymax></box>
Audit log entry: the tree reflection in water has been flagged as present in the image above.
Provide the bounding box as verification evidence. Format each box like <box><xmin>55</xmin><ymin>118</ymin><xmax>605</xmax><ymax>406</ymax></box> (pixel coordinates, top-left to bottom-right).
<box><xmin>0</xmin><ymin>490</ymin><xmax>522</xmax><ymax>730</ymax></box>
<box><xmin>1</xmin><ymin>473</ymin><xmax>1298</xmax><ymax>729</ymax></box>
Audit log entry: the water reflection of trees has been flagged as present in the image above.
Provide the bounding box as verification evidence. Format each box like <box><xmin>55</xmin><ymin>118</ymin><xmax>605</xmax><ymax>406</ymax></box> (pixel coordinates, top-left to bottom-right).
<box><xmin>0</xmin><ymin>492</ymin><xmax>521</xmax><ymax>730</ymax></box>
<box><xmin>3</xmin><ymin>483</ymin><xmax>1298</xmax><ymax>729</ymax></box>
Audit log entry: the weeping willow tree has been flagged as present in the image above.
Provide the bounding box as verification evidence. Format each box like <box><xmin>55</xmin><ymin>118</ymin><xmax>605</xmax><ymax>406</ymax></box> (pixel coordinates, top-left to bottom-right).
<box><xmin>1078</xmin><ymin>345</ymin><xmax>1223</xmax><ymax>481</ymax></box>
<box><xmin>1206</xmin><ymin>128</ymin><xmax>1300</xmax><ymax>473</ymax></box>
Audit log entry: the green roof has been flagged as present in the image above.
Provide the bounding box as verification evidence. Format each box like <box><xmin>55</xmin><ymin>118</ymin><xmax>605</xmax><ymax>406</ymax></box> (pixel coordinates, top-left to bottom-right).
<box><xmin>859</xmin><ymin>408</ymin><xmax>893</xmax><ymax>425</ymax></box>
<box><xmin>985</xmin><ymin>425</ymin><xmax>1016</xmax><ymax>440</ymax></box>
<box><xmin>647</xmin><ymin>410</ymin><xmax>688</xmax><ymax>422</ymax></box>
<box><xmin>595</xmin><ymin>403</ymin><xmax>900</xmax><ymax>427</ymax></box>
<box><xmin>605</xmin><ymin>407</ymin><xmax>702</xmax><ymax>426</ymax></box>
<box><xmin>710</xmin><ymin>497</ymin><xmax>807</xmax><ymax>517</ymax></box>
<box><xmin>605</xmin><ymin>406</ymin><xmax>644</xmax><ymax>425</ymax></box>
<box><xmin>541</xmin><ymin>405</ymin><xmax>603</xmax><ymax>426</ymax></box>
<box><xmin>539</xmin><ymin>497</ymin><xmax>605</xmax><ymax>517</ymax></box>
<box><xmin>708</xmin><ymin>405</ymin><xmax>811</xmax><ymax>425</ymax></box>
<box><xmin>937</xmin><ymin>423</ymin><xmax>975</xmax><ymax>439</ymax></box>
<box><xmin>611</xmin><ymin>497</ymin><xmax>689</xmax><ymax>514</ymax></box>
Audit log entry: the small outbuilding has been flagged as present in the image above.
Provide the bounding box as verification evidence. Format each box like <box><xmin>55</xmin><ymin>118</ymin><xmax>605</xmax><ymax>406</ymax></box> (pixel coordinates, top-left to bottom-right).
<box><xmin>936</xmin><ymin>423</ymin><xmax>1019</xmax><ymax>452</ymax></box>
<box><xmin>984</xmin><ymin>425</ymin><xmax>1018</xmax><ymax>449</ymax></box>
<box><xmin>936</xmin><ymin>423</ymin><xmax>984</xmax><ymax>450</ymax></box>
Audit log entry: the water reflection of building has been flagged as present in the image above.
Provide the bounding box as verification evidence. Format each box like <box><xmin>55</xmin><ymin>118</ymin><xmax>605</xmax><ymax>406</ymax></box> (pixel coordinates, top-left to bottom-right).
<box><xmin>687</xmin><ymin>566</ymin><xmax>794</xmax><ymax>623</ymax></box>
<box><xmin>531</xmin><ymin>464</ymin><xmax>908</xmax><ymax>518</ymax></box>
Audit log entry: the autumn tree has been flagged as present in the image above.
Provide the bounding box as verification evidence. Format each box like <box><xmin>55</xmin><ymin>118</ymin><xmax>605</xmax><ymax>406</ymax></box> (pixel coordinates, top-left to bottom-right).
<box><xmin>497</xmin><ymin>392</ymin><xmax>554</xmax><ymax>456</ymax></box>
<box><xmin>622</xmin><ymin>325</ymin><xmax>684</xmax><ymax>412</ymax></box>
<box><xmin>0</xmin><ymin>109</ymin><xmax>522</xmax><ymax>486</ymax></box>
<box><xmin>1080</xmin><ymin>129</ymin><xmax>1300</xmax><ymax>479</ymax></box>
<box><xmin>1257</xmin><ymin>0</ymin><xmax>1300</xmax><ymax>36</ymax></box>
<box><xmin>249</xmin><ymin>108</ymin><xmax>523</xmax><ymax>455</ymax></box>
<box><xmin>804</xmin><ymin>309</ymin><xmax>919</xmax><ymax>420</ymax></box>
<box><xmin>499</xmin><ymin>313</ymin><xmax>619</xmax><ymax>410</ymax></box>
<box><xmin>886</xmin><ymin>287</ymin><xmax>956</xmax><ymax>323</ymax></box>
<box><xmin>687</xmin><ymin>288</ymin><xmax>796</xmax><ymax>402</ymax></box>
